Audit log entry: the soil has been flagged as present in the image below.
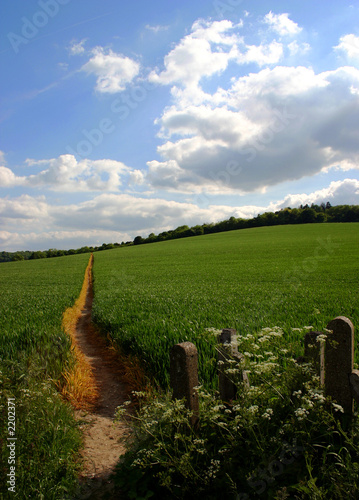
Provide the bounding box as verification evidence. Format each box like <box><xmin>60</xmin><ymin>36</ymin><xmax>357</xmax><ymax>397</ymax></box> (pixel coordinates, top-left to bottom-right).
<box><xmin>72</xmin><ymin>269</ymin><xmax>132</xmax><ymax>500</ymax></box>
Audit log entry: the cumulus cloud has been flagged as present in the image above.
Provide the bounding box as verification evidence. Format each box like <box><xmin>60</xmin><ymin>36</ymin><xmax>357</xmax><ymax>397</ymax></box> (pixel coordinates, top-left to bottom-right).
<box><xmin>335</xmin><ymin>34</ymin><xmax>359</xmax><ymax>59</ymax></box>
<box><xmin>0</xmin><ymin>195</ymin><xmax>49</xmax><ymax>223</ymax></box>
<box><xmin>81</xmin><ymin>47</ymin><xmax>140</xmax><ymax>93</ymax></box>
<box><xmin>144</xmin><ymin>18</ymin><xmax>359</xmax><ymax>195</ymax></box>
<box><xmin>237</xmin><ymin>40</ymin><xmax>283</xmax><ymax>66</ymax></box>
<box><xmin>272</xmin><ymin>179</ymin><xmax>359</xmax><ymax>210</ymax></box>
<box><xmin>149</xmin><ymin>20</ymin><xmax>240</xmax><ymax>87</ymax></box>
<box><xmin>148</xmin><ymin>18</ymin><xmax>286</xmax><ymax>91</ymax></box>
<box><xmin>148</xmin><ymin>65</ymin><xmax>359</xmax><ymax>193</ymax></box>
<box><xmin>1</xmin><ymin>155</ymin><xmax>141</xmax><ymax>192</ymax></box>
<box><xmin>264</xmin><ymin>12</ymin><xmax>302</xmax><ymax>36</ymax></box>
<box><xmin>0</xmin><ymin>166</ymin><xmax>24</xmax><ymax>187</ymax></box>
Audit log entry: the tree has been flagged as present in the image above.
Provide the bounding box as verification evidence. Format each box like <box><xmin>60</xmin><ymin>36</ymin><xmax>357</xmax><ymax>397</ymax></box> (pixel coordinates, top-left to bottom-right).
<box><xmin>299</xmin><ymin>208</ymin><xmax>316</xmax><ymax>224</ymax></box>
<box><xmin>12</xmin><ymin>252</ymin><xmax>24</xmax><ymax>261</ymax></box>
<box><xmin>134</xmin><ymin>236</ymin><xmax>144</xmax><ymax>245</ymax></box>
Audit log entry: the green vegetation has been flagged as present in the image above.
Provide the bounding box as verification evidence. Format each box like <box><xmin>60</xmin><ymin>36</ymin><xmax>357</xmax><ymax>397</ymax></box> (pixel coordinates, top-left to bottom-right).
<box><xmin>115</xmin><ymin>328</ymin><xmax>359</xmax><ymax>499</ymax></box>
<box><xmin>0</xmin><ymin>254</ymin><xmax>89</xmax><ymax>499</ymax></box>
<box><xmin>92</xmin><ymin>223</ymin><xmax>359</xmax><ymax>389</ymax></box>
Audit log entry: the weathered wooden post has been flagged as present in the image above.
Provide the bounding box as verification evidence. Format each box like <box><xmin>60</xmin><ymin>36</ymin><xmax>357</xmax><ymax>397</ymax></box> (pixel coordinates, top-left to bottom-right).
<box><xmin>304</xmin><ymin>331</ymin><xmax>325</xmax><ymax>385</ymax></box>
<box><xmin>170</xmin><ymin>342</ymin><xmax>199</xmax><ymax>426</ymax></box>
<box><xmin>324</xmin><ymin>317</ymin><xmax>354</xmax><ymax>415</ymax></box>
<box><xmin>218</xmin><ymin>328</ymin><xmax>249</xmax><ymax>402</ymax></box>
<box><xmin>349</xmin><ymin>370</ymin><xmax>359</xmax><ymax>406</ymax></box>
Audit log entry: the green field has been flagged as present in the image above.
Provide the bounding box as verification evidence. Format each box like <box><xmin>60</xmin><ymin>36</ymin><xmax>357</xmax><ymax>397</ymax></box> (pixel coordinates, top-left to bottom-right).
<box><xmin>0</xmin><ymin>253</ymin><xmax>90</xmax><ymax>499</ymax></box>
<box><xmin>92</xmin><ymin>223</ymin><xmax>359</xmax><ymax>389</ymax></box>
<box><xmin>1</xmin><ymin>223</ymin><xmax>358</xmax><ymax>498</ymax></box>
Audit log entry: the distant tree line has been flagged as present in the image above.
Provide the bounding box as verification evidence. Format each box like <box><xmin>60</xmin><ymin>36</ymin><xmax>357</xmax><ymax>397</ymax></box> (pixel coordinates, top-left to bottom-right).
<box><xmin>0</xmin><ymin>241</ymin><xmax>133</xmax><ymax>263</ymax></box>
<box><xmin>133</xmin><ymin>202</ymin><xmax>359</xmax><ymax>245</ymax></box>
<box><xmin>1</xmin><ymin>203</ymin><xmax>359</xmax><ymax>263</ymax></box>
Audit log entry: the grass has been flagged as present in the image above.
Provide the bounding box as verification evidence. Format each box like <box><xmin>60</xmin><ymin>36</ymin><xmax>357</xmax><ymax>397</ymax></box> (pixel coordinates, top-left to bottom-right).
<box><xmin>92</xmin><ymin>223</ymin><xmax>359</xmax><ymax>389</ymax></box>
<box><xmin>0</xmin><ymin>253</ymin><xmax>90</xmax><ymax>499</ymax></box>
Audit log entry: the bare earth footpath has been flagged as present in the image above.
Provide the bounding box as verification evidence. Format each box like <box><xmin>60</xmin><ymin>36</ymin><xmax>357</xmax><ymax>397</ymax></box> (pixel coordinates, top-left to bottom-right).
<box><xmin>73</xmin><ymin>267</ymin><xmax>131</xmax><ymax>500</ymax></box>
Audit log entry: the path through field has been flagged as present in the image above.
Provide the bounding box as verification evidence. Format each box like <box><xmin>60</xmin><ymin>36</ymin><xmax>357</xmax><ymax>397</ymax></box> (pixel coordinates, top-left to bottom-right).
<box><xmin>73</xmin><ymin>259</ymin><xmax>131</xmax><ymax>499</ymax></box>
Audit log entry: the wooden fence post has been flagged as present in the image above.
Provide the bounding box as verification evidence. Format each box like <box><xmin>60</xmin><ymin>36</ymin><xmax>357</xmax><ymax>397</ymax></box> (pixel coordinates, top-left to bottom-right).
<box><xmin>304</xmin><ymin>331</ymin><xmax>325</xmax><ymax>385</ymax></box>
<box><xmin>325</xmin><ymin>316</ymin><xmax>355</xmax><ymax>415</ymax></box>
<box><xmin>170</xmin><ymin>342</ymin><xmax>199</xmax><ymax>426</ymax></box>
<box><xmin>218</xmin><ymin>328</ymin><xmax>249</xmax><ymax>402</ymax></box>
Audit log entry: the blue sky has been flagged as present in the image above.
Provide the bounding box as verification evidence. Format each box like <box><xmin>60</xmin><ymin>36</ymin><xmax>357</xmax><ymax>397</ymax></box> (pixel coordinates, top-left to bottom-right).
<box><xmin>0</xmin><ymin>0</ymin><xmax>358</xmax><ymax>251</ymax></box>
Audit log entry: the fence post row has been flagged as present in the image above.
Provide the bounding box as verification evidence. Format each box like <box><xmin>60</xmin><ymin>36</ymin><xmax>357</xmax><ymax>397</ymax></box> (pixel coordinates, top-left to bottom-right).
<box><xmin>170</xmin><ymin>317</ymin><xmax>356</xmax><ymax>425</ymax></box>
<box><xmin>170</xmin><ymin>342</ymin><xmax>199</xmax><ymax>426</ymax></box>
<box><xmin>304</xmin><ymin>331</ymin><xmax>325</xmax><ymax>386</ymax></box>
<box><xmin>218</xmin><ymin>328</ymin><xmax>249</xmax><ymax>402</ymax></box>
<box><xmin>324</xmin><ymin>316</ymin><xmax>354</xmax><ymax>415</ymax></box>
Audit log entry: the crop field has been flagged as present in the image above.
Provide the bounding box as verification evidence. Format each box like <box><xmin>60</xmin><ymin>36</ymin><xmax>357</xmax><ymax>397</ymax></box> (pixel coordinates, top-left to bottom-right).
<box><xmin>0</xmin><ymin>223</ymin><xmax>358</xmax><ymax>498</ymax></box>
<box><xmin>0</xmin><ymin>253</ymin><xmax>90</xmax><ymax>499</ymax></box>
<box><xmin>92</xmin><ymin>223</ymin><xmax>359</xmax><ymax>389</ymax></box>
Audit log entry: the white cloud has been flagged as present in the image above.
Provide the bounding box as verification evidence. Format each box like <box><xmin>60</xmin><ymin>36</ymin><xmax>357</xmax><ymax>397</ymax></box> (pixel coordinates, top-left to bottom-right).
<box><xmin>237</xmin><ymin>41</ymin><xmax>283</xmax><ymax>66</ymax></box>
<box><xmin>264</xmin><ymin>12</ymin><xmax>302</xmax><ymax>36</ymax></box>
<box><xmin>0</xmin><ymin>166</ymin><xmax>24</xmax><ymax>187</ymax></box>
<box><xmin>0</xmin><ymin>194</ymin><xmax>49</xmax><ymax>222</ymax></box>
<box><xmin>335</xmin><ymin>34</ymin><xmax>359</xmax><ymax>59</ymax></box>
<box><xmin>149</xmin><ymin>19</ymin><xmax>240</xmax><ymax>87</ymax></box>
<box><xmin>273</xmin><ymin>179</ymin><xmax>359</xmax><ymax>209</ymax></box>
<box><xmin>81</xmin><ymin>47</ymin><xmax>140</xmax><ymax>93</ymax></box>
<box><xmin>148</xmin><ymin>65</ymin><xmax>359</xmax><ymax>193</ymax></box>
<box><xmin>1</xmin><ymin>155</ymin><xmax>142</xmax><ymax>192</ymax></box>
<box><xmin>149</xmin><ymin>19</ymin><xmax>288</xmax><ymax>90</ymax></box>
<box><xmin>68</xmin><ymin>38</ymin><xmax>87</xmax><ymax>56</ymax></box>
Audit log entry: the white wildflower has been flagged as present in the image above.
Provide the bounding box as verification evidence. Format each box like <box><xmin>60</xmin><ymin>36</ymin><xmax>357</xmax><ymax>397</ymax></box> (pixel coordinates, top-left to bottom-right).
<box><xmin>262</xmin><ymin>408</ymin><xmax>273</xmax><ymax>420</ymax></box>
<box><xmin>316</xmin><ymin>334</ymin><xmax>327</xmax><ymax>344</ymax></box>
<box><xmin>294</xmin><ymin>407</ymin><xmax>309</xmax><ymax>420</ymax></box>
<box><xmin>332</xmin><ymin>403</ymin><xmax>344</xmax><ymax>413</ymax></box>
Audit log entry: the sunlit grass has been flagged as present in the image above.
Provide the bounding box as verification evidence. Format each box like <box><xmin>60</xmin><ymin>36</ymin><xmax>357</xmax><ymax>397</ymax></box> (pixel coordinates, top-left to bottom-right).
<box><xmin>60</xmin><ymin>255</ymin><xmax>98</xmax><ymax>410</ymax></box>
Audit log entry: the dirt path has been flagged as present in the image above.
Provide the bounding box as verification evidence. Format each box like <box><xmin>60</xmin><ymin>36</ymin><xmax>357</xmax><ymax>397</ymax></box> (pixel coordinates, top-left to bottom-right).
<box><xmin>73</xmin><ymin>261</ymin><xmax>131</xmax><ymax>499</ymax></box>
